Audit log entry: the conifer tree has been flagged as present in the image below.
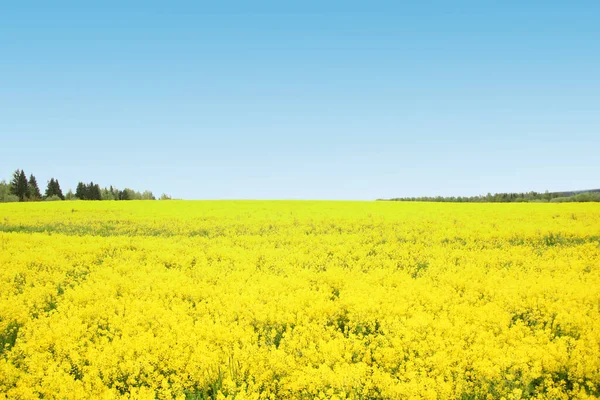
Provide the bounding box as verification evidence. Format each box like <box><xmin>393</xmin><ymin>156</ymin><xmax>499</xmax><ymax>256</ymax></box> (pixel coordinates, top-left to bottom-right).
<box><xmin>54</xmin><ymin>179</ymin><xmax>65</xmax><ymax>200</ymax></box>
<box><xmin>45</xmin><ymin>178</ymin><xmax>55</xmax><ymax>199</ymax></box>
<box><xmin>91</xmin><ymin>182</ymin><xmax>101</xmax><ymax>200</ymax></box>
<box><xmin>10</xmin><ymin>169</ymin><xmax>29</xmax><ymax>201</ymax></box>
<box><xmin>75</xmin><ymin>182</ymin><xmax>86</xmax><ymax>200</ymax></box>
<box><xmin>45</xmin><ymin>178</ymin><xmax>65</xmax><ymax>200</ymax></box>
<box><xmin>86</xmin><ymin>182</ymin><xmax>100</xmax><ymax>200</ymax></box>
<box><xmin>28</xmin><ymin>174</ymin><xmax>42</xmax><ymax>200</ymax></box>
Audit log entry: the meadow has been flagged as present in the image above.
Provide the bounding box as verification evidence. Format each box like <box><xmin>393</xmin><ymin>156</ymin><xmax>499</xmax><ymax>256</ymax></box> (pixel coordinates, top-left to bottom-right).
<box><xmin>0</xmin><ymin>201</ymin><xmax>599</xmax><ymax>399</ymax></box>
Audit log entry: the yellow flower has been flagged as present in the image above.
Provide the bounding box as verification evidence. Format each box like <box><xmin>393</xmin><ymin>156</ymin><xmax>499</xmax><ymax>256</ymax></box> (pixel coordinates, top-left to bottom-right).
<box><xmin>0</xmin><ymin>201</ymin><xmax>598</xmax><ymax>398</ymax></box>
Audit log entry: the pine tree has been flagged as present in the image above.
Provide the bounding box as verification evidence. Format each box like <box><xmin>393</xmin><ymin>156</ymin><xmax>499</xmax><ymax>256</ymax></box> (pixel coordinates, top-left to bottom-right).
<box><xmin>91</xmin><ymin>182</ymin><xmax>101</xmax><ymax>200</ymax></box>
<box><xmin>10</xmin><ymin>169</ymin><xmax>29</xmax><ymax>201</ymax></box>
<box><xmin>28</xmin><ymin>174</ymin><xmax>42</xmax><ymax>200</ymax></box>
<box><xmin>45</xmin><ymin>178</ymin><xmax>65</xmax><ymax>200</ymax></box>
<box><xmin>45</xmin><ymin>178</ymin><xmax>55</xmax><ymax>199</ymax></box>
<box><xmin>54</xmin><ymin>179</ymin><xmax>64</xmax><ymax>200</ymax></box>
<box><xmin>9</xmin><ymin>170</ymin><xmax>19</xmax><ymax>198</ymax></box>
<box><xmin>88</xmin><ymin>182</ymin><xmax>94</xmax><ymax>200</ymax></box>
<box><xmin>76</xmin><ymin>182</ymin><xmax>86</xmax><ymax>200</ymax></box>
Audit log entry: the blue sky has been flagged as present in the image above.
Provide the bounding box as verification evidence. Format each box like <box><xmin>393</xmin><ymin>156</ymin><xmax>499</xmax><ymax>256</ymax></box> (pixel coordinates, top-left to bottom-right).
<box><xmin>1</xmin><ymin>1</ymin><xmax>599</xmax><ymax>199</ymax></box>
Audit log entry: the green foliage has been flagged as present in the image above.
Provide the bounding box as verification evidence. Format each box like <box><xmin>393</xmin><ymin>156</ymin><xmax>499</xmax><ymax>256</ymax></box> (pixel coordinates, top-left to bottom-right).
<box><xmin>45</xmin><ymin>195</ymin><xmax>63</xmax><ymax>201</ymax></box>
<box><xmin>123</xmin><ymin>188</ymin><xmax>140</xmax><ymax>200</ymax></box>
<box><xmin>75</xmin><ymin>181</ymin><xmax>102</xmax><ymax>200</ymax></box>
<box><xmin>141</xmin><ymin>190</ymin><xmax>156</xmax><ymax>200</ymax></box>
<box><xmin>119</xmin><ymin>189</ymin><xmax>130</xmax><ymax>200</ymax></box>
<box><xmin>387</xmin><ymin>189</ymin><xmax>600</xmax><ymax>203</ymax></box>
<box><xmin>108</xmin><ymin>185</ymin><xmax>120</xmax><ymax>200</ymax></box>
<box><xmin>28</xmin><ymin>174</ymin><xmax>42</xmax><ymax>200</ymax></box>
<box><xmin>0</xmin><ymin>180</ymin><xmax>10</xmax><ymax>202</ymax></box>
<box><xmin>10</xmin><ymin>169</ymin><xmax>29</xmax><ymax>201</ymax></box>
<box><xmin>3</xmin><ymin>194</ymin><xmax>19</xmax><ymax>203</ymax></box>
<box><xmin>45</xmin><ymin>178</ymin><xmax>65</xmax><ymax>200</ymax></box>
<box><xmin>75</xmin><ymin>182</ymin><xmax>85</xmax><ymax>199</ymax></box>
<box><xmin>0</xmin><ymin>321</ymin><xmax>20</xmax><ymax>356</ymax></box>
<box><xmin>2</xmin><ymin>170</ymin><xmax>158</xmax><ymax>202</ymax></box>
<box><xmin>117</xmin><ymin>188</ymin><xmax>154</xmax><ymax>200</ymax></box>
<box><xmin>550</xmin><ymin>192</ymin><xmax>600</xmax><ymax>203</ymax></box>
<box><xmin>100</xmin><ymin>187</ymin><xmax>115</xmax><ymax>200</ymax></box>
<box><xmin>65</xmin><ymin>190</ymin><xmax>77</xmax><ymax>200</ymax></box>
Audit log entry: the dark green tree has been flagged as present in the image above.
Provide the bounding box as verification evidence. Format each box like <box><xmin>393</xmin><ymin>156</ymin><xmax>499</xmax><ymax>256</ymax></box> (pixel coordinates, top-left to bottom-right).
<box><xmin>45</xmin><ymin>178</ymin><xmax>64</xmax><ymax>200</ymax></box>
<box><xmin>119</xmin><ymin>189</ymin><xmax>130</xmax><ymax>200</ymax></box>
<box><xmin>54</xmin><ymin>179</ymin><xmax>65</xmax><ymax>200</ymax></box>
<box><xmin>75</xmin><ymin>181</ymin><xmax>102</xmax><ymax>200</ymax></box>
<box><xmin>75</xmin><ymin>182</ymin><xmax>87</xmax><ymax>200</ymax></box>
<box><xmin>89</xmin><ymin>182</ymin><xmax>101</xmax><ymax>200</ymax></box>
<box><xmin>28</xmin><ymin>174</ymin><xmax>42</xmax><ymax>200</ymax></box>
<box><xmin>10</xmin><ymin>169</ymin><xmax>29</xmax><ymax>201</ymax></box>
<box><xmin>45</xmin><ymin>178</ymin><xmax>56</xmax><ymax>199</ymax></box>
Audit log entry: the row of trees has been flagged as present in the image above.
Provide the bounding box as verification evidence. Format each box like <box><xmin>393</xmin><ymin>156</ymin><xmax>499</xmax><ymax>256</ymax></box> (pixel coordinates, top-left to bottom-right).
<box><xmin>0</xmin><ymin>170</ymin><xmax>64</xmax><ymax>202</ymax></box>
<box><xmin>75</xmin><ymin>182</ymin><xmax>157</xmax><ymax>201</ymax></box>
<box><xmin>383</xmin><ymin>189</ymin><xmax>600</xmax><ymax>203</ymax></box>
<box><xmin>1</xmin><ymin>169</ymin><xmax>170</xmax><ymax>202</ymax></box>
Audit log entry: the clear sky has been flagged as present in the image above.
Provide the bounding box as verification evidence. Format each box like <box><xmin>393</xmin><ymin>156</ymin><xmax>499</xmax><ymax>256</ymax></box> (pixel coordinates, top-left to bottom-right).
<box><xmin>1</xmin><ymin>1</ymin><xmax>599</xmax><ymax>200</ymax></box>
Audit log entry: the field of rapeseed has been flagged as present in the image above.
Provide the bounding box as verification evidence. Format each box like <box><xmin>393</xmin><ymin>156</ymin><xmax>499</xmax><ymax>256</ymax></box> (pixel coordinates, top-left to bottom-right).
<box><xmin>0</xmin><ymin>201</ymin><xmax>599</xmax><ymax>399</ymax></box>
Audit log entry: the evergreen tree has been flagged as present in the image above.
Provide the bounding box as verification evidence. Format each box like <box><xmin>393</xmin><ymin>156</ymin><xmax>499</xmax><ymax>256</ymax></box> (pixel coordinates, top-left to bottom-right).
<box><xmin>45</xmin><ymin>178</ymin><xmax>55</xmax><ymax>199</ymax></box>
<box><xmin>28</xmin><ymin>174</ymin><xmax>42</xmax><ymax>200</ymax></box>
<box><xmin>10</xmin><ymin>169</ymin><xmax>29</xmax><ymax>201</ymax></box>
<box><xmin>45</xmin><ymin>178</ymin><xmax>64</xmax><ymax>200</ymax></box>
<box><xmin>75</xmin><ymin>182</ymin><xmax>102</xmax><ymax>200</ymax></box>
<box><xmin>75</xmin><ymin>182</ymin><xmax>86</xmax><ymax>200</ymax></box>
<box><xmin>89</xmin><ymin>182</ymin><xmax>101</xmax><ymax>200</ymax></box>
<box><xmin>54</xmin><ymin>179</ymin><xmax>65</xmax><ymax>200</ymax></box>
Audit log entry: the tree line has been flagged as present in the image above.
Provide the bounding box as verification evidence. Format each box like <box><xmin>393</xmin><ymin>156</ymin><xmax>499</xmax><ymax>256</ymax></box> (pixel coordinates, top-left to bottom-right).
<box><xmin>0</xmin><ymin>169</ymin><xmax>171</xmax><ymax>202</ymax></box>
<box><xmin>381</xmin><ymin>189</ymin><xmax>600</xmax><ymax>203</ymax></box>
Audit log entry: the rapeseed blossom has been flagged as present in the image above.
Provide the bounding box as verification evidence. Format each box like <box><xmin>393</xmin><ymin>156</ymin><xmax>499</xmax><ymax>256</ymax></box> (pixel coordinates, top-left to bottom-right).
<box><xmin>0</xmin><ymin>201</ymin><xmax>599</xmax><ymax>399</ymax></box>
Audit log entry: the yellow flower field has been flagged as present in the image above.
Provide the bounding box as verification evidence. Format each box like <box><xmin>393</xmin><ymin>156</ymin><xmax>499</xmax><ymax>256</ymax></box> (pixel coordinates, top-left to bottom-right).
<box><xmin>0</xmin><ymin>201</ymin><xmax>599</xmax><ymax>399</ymax></box>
